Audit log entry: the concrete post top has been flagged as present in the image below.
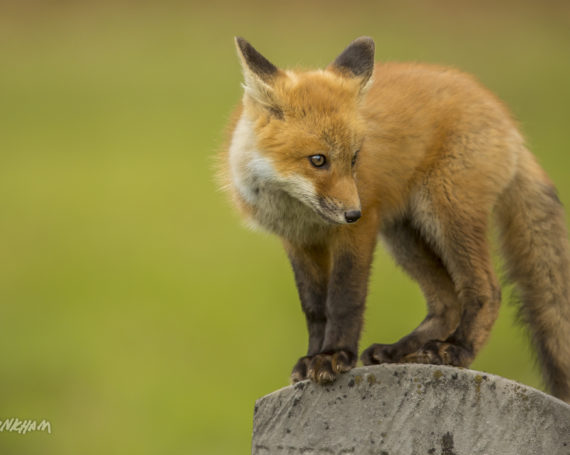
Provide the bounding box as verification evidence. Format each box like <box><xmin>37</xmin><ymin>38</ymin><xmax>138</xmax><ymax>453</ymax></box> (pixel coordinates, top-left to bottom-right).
<box><xmin>252</xmin><ymin>364</ymin><xmax>570</xmax><ymax>455</ymax></box>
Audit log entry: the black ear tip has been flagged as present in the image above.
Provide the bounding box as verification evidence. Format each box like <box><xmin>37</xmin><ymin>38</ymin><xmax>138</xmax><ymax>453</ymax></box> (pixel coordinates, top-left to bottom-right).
<box><xmin>351</xmin><ymin>36</ymin><xmax>375</xmax><ymax>55</ymax></box>
<box><xmin>234</xmin><ymin>36</ymin><xmax>279</xmax><ymax>79</ymax></box>
<box><xmin>331</xmin><ymin>36</ymin><xmax>376</xmax><ymax>79</ymax></box>
<box><xmin>235</xmin><ymin>36</ymin><xmax>249</xmax><ymax>52</ymax></box>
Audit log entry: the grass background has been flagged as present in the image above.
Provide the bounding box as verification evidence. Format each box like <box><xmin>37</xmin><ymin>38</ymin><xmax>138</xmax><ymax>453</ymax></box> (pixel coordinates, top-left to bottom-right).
<box><xmin>0</xmin><ymin>1</ymin><xmax>569</xmax><ymax>453</ymax></box>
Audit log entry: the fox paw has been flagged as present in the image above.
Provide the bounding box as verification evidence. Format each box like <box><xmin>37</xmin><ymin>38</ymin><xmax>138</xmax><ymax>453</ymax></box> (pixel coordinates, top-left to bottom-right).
<box><xmin>290</xmin><ymin>356</ymin><xmax>312</xmax><ymax>384</ymax></box>
<box><xmin>309</xmin><ymin>350</ymin><xmax>356</xmax><ymax>384</ymax></box>
<box><xmin>401</xmin><ymin>340</ymin><xmax>473</xmax><ymax>366</ymax></box>
<box><xmin>361</xmin><ymin>343</ymin><xmax>409</xmax><ymax>365</ymax></box>
<box><xmin>290</xmin><ymin>350</ymin><xmax>355</xmax><ymax>384</ymax></box>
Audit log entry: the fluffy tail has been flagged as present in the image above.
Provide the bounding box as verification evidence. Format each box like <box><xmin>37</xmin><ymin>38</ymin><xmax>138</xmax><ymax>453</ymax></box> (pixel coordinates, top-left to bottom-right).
<box><xmin>495</xmin><ymin>149</ymin><xmax>570</xmax><ymax>403</ymax></box>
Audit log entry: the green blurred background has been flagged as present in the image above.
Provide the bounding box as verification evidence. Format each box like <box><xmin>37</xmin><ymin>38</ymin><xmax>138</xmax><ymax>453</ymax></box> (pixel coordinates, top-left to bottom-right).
<box><xmin>1</xmin><ymin>1</ymin><xmax>569</xmax><ymax>453</ymax></box>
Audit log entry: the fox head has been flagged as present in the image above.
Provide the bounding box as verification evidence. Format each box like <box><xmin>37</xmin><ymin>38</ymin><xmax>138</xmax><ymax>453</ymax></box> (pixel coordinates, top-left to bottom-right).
<box><xmin>229</xmin><ymin>37</ymin><xmax>375</xmax><ymax>227</ymax></box>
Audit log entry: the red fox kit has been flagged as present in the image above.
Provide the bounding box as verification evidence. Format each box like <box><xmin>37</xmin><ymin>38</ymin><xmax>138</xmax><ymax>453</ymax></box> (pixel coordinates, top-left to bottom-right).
<box><xmin>221</xmin><ymin>37</ymin><xmax>570</xmax><ymax>402</ymax></box>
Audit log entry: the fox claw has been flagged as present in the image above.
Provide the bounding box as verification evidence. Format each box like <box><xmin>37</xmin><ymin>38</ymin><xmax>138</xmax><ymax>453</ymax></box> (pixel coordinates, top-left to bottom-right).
<box><xmin>402</xmin><ymin>340</ymin><xmax>473</xmax><ymax>367</ymax></box>
<box><xmin>308</xmin><ymin>350</ymin><xmax>355</xmax><ymax>384</ymax></box>
<box><xmin>290</xmin><ymin>350</ymin><xmax>355</xmax><ymax>385</ymax></box>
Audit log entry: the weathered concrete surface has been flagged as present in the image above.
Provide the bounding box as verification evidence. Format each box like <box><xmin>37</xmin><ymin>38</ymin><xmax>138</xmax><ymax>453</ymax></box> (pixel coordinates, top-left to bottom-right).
<box><xmin>252</xmin><ymin>364</ymin><xmax>570</xmax><ymax>455</ymax></box>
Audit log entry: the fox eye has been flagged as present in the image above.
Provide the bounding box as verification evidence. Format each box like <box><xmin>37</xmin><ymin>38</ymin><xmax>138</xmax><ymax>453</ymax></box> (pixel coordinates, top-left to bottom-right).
<box><xmin>352</xmin><ymin>150</ymin><xmax>359</xmax><ymax>167</ymax></box>
<box><xmin>309</xmin><ymin>154</ymin><xmax>327</xmax><ymax>168</ymax></box>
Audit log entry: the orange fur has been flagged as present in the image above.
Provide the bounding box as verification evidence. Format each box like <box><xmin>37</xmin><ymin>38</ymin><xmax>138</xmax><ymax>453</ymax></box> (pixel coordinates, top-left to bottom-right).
<box><xmin>221</xmin><ymin>38</ymin><xmax>570</xmax><ymax>401</ymax></box>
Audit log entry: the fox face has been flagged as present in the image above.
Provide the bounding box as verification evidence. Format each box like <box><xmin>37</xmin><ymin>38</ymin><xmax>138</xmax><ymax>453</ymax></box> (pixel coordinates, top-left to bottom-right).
<box><xmin>229</xmin><ymin>38</ymin><xmax>375</xmax><ymax>239</ymax></box>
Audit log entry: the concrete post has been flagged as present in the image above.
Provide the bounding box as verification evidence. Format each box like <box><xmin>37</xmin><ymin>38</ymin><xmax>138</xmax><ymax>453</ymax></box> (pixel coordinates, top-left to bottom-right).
<box><xmin>252</xmin><ymin>364</ymin><xmax>570</xmax><ymax>454</ymax></box>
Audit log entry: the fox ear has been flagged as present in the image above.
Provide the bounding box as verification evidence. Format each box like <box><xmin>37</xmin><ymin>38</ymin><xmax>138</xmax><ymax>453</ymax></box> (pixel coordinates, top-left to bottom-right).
<box><xmin>329</xmin><ymin>37</ymin><xmax>375</xmax><ymax>91</ymax></box>
<box><xmin>235</xmin><ymin>37</ymin><xmax>281</xmax><ymax>112</ymax></box>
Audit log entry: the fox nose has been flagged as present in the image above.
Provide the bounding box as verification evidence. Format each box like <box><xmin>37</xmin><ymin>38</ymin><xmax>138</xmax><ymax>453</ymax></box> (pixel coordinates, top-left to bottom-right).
<box><xmin>344</xmin><ymin>210</ymin><xmax>362</xmax><ymax>223</ymax></box>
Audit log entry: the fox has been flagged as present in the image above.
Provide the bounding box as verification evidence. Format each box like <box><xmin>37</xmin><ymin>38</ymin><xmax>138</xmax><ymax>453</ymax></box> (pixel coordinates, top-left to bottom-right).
<box><xmin>220</xmin><ymin>36</ymin><xmax>570</xmax><ymax>403</ymax></box>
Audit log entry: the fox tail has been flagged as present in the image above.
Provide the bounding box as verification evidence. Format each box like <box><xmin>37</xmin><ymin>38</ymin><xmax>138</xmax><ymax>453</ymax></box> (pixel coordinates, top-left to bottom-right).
<box><xmin>495</xmin><ymin>148</ymin><xmax>570</xmax><ymax>403</ymax></box>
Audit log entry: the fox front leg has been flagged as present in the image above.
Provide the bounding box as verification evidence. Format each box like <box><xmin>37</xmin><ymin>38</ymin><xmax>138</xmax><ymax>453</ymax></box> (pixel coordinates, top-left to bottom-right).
<box><xmin>307</xmin><ymin>249</ymin><xmax>369</xmax><ymax>384</ymax></box>
<box><xmin>286</xmin><ymin>224</ymin><xmax>377</xmax><ymax>384</ymax></box>
<box><xmin>285</xmin><ymin>242</ymin><xmax>330</xmax><ymax>383</ymax></box>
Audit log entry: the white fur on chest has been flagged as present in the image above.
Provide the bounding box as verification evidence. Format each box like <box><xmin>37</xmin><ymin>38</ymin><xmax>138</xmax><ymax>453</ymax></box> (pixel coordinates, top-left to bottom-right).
<box><xmin>228</xmin><ymin>113</ymin><xmax>330</xmax><ymax>243</ymax></box>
